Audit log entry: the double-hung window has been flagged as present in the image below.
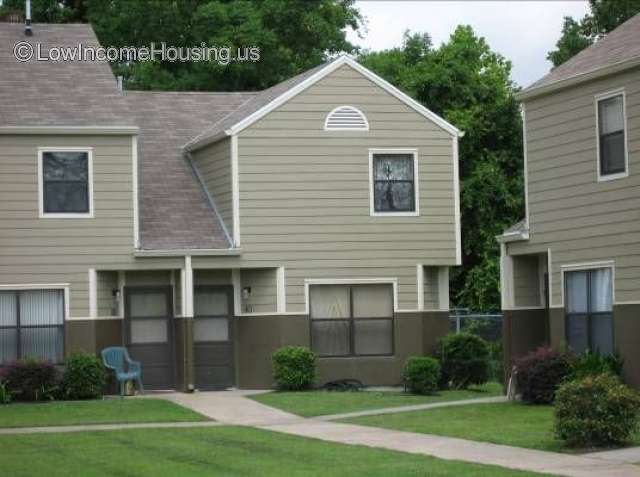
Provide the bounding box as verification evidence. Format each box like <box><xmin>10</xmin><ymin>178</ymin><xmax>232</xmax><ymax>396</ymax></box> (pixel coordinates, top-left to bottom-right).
<box><xmin>310</xmin><ymin>283</ymin><xmax>394</xmax><ymax>357</ymax></box>
<box><xmin>565</xmin><ymin>268</ymin><xmax>614</xmax><ymax>355</ymax></box>
<box><xmin>39</xmin><ymin>149</ymin><xmax>93</xmax><ymax>217</ymax></box>
<box><xmin>596</xmin><ymin>91</ymin><xmax>627</xmax><ymax>180</ymax></box>
<box><xmin>370</xmin><ymin>151</ymin><xmax>418</xmax><ymax>215</ymax></box>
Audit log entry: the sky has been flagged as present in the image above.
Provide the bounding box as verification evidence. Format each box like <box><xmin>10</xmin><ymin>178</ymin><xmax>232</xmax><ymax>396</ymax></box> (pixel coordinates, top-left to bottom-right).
<box><xmin>346</xmin><ymin>1</ymin><xmax>590</xmax><ymax>87</ymax></box>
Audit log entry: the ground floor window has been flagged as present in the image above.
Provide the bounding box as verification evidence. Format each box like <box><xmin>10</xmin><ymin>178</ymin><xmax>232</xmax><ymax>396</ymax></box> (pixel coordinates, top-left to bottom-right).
<box><xmin>565</xmin><ymin>268</ymin><xmax>613</xmax><ymax>355</ymax></box>
<box><xmin>309</xmin><ymin>283</ymin><xmax>394</xmax><ymax>357</ymax></box>
<box><xmin>0</xmin><ymin>289</ymin><xmax>65</xmax><ymax>363</ymax></box>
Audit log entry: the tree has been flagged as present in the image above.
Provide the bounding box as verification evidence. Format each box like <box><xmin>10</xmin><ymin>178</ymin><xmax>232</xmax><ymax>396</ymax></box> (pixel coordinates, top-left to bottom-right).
<box><xmin>0</xmin><ymin>0</ymin><xmax>362</xmax><ymax>91</ymax></box>
<box><xmin>361</xmin><ymin>28</ymin><xmax>524</xmax><ymax>311</ymax></box>
<box><xmin>547</xmin><ymin>0</ymin><xmax>640</xmax><ymax>67</ymax></box>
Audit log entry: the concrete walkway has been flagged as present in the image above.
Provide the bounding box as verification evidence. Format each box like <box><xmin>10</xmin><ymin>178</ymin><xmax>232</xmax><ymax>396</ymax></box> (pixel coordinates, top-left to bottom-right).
<box><xmin>164</xmin><ymin>391</ymin><xmax>640</xmax><ymax>477</ymax></box>
<box><xmin>583</xmin><ymin>447</ymin><xmax>640</xmax><ymax>465</ymax></box>
<box><xmin>0</xmin><ymin>420</ymin><xmax>221</xmax><ymax>435</ymax></box>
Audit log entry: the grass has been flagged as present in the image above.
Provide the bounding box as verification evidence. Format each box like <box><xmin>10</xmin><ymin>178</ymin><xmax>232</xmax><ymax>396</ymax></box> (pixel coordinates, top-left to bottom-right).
<box><xmin>250</xmin><ymin>382</ymin><xmax>502</xmax><ymax>417</ymax></box>
<box><xmin>0</xmin><ymin>426</ymin><xmax>550</xmax><ymax>477</ymax></box>
<box><xmin>344</xmin><ymin>402</ymin><xmax>640</xmax><ymax>453</ymax></box>
<box><xmin>0</xmin><ymin>398</ymin><xmax>207</xmax><ymax>428</ymax></box>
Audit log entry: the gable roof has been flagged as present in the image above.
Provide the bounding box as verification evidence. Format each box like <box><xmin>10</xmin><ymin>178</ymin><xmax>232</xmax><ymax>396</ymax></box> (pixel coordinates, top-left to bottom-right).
<box><xmin>126</xmin><ymin>91</ymin><xmax>254</xmax><ymax>250</ymax></box>
<box><xmin>184</xmin><ymin>55</ymin><xmax>462</xmax><ymax>151</ymax></box>
<box><xmin>0</xmin><ymin>23</ymin><xmax>134</xmax><ymax>129</ymax></box>
<box><xmin>519</xmin><ymin>13</ymin><xmax>640</xmax><ymax>100</ymax></box>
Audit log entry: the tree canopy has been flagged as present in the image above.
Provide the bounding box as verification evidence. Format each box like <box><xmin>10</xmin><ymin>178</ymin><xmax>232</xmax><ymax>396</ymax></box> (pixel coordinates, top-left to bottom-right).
<box><xmin>548</xmin><ymin>0</ymin><xmax>640</xmax><ymax>67</ymax></box>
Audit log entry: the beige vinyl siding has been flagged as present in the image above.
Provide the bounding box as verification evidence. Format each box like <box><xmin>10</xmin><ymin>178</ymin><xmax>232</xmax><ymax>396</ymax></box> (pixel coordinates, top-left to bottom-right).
<box><xmin>510</xmin><ymin>67</ymin><xmax>640</xmax><ymax>305</ymax></box>
<box><xmin>97</xmin><ymin>271</ymin><xmax>118</xmax><ymax>316</ymax></box>
<box><xmin>513</xmin><ymin>255</ymin><xmax>540</xmax><ymax>307</ymax></box>
<box><xmin>239</xmin><ymin>268</ymin><xmax>277</xmax><ymax>313</ymax></box>
<box><xmin>0</xmin><ymin>135</ymin><xmax>181</xmax><ymax>318</ymax></box>
<box><xmin>190</xmin><ymin>138</ymin><xmax>233</xmax><ymax>234</ymax></box>
<box><xmin>237</xmin><ymin>64</ymin><xmax>457</xmax><ymax>312</ymax></box>
<box><xmin>194</xmin><ymin>269</ymin><xmax>232</xmax><ymax>286</ymax></box>
<box><xmin>423</xmin><ymin>266</ymin><xmax>440</xmax><ymax>310</ymax></box>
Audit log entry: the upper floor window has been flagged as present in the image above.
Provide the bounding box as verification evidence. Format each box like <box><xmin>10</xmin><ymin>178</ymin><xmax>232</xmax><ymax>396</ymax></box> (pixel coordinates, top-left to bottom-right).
<box><xmin>38</xmin><ymin>149</ymin><xmax>93</xmax><ymax>218</ymax></box>
<box><xmin>596</xmin><ymin>91</ymin><xmax>627</xmax><ymax>181</ymax></box>
<box><xmin>369</xmin><ymin>150</ymin><xmax>419</xmax><ymax>216</ymax></box>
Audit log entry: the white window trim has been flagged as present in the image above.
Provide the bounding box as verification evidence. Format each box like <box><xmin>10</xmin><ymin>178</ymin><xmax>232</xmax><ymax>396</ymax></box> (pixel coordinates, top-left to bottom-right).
<box><xmin>304</xmin><ymin>278</ymin><xmax>399</xmax><ymax>315</ymax></box>
<box><xmin>560</xmin><ymin>260</ymin><xmax>615</xmax><ymax>308</ymax></box>
<box><xmin>0</xmin><ymin>283</ymin><xmax>70</xmax><ymax>321</ymax></box>
<box><xmin>595</xmin><ymin>88</ymin><xmax>629</xmax><ymax>182</ymax></box>
<box><xmin>368</xmin><ymin>148</ymin><xmax>419</xmax><ymax>217</ymax></box>
<box><xmin>324</xmin><ymin>105</ymin><xmax>369</xmax><ymax>131</ymax></box>
<box><xmin>38</xmin><ymin>147</ymin><xmax>94</xmax><ymax>219</ymax></box>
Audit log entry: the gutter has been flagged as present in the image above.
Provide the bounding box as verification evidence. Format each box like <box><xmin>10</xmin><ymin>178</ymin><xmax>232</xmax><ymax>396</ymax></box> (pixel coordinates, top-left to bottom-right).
<box><xmin>496</xmin><ymin>229</ymin><xmax>529</xmax><ymax>244</ymax></box>
<box><xmin>0</xmin><ymin>126</ymin><xmax>139</xmax><ymax>135</ymax></box>
<box><xmin>134</xmin><ymin>248</ymin><xmax>241</xmax><ymax>258</ymax></box>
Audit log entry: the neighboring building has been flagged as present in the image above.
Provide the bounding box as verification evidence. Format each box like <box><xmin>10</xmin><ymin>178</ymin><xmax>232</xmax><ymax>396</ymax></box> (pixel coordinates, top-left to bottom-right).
<box><xmin>499</xmin><ymin>14</ymin><xmax>640</xmax><ymax>387</ymax></box>
<box><xmin>0</xmin><ymin>23</ymin><xmax>462</xmax><ymax>390</ymax></box>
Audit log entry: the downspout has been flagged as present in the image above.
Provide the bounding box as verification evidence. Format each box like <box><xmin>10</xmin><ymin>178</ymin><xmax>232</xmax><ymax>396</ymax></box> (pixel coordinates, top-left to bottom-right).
<box><xmin>24</xmin><ymin>0</ymin><xmax>32</xmax><ymax>36</ymax></box>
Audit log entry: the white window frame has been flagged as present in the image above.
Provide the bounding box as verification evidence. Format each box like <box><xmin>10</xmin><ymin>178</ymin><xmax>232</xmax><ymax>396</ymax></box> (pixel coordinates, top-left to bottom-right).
<box><xmin>38</xmin><ymin>147</ymin><xmax>94</xmax><ymax>218</ymax></box>
<box><xmin>595</xmin><ymin>88</ymin><xmax>628</xmax><ymax>182</ymax></box>
<box><xmin>304</xmin><ymin>278</ymin><xmax>399</xmax><ymax>315</ymax></box>
<box><xmin>368</xmin><ymin>148</ymin><xmax>420</xmax><ymax>217</ymax></box>
<box><xmin>560</xmin><ymin>260</ymin><xmax>615</xmax><ymax>308</ymax></box>
<box><xmin>324</xmin><ymin>105</ymin><xmax>369</xmax><ymax>131</ymax></box>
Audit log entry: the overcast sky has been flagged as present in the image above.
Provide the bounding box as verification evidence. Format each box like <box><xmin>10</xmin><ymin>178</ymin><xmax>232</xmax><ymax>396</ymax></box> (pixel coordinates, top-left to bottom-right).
<box><xmin>346</xmin><ymin>1</ymin><xmax>590</xmax><ymax>87</ymax></box>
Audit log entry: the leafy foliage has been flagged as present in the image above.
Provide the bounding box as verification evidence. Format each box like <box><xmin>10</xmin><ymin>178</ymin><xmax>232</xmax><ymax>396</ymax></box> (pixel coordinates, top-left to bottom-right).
<box><xmin>555</xmin><ymin>374</ymin><xmax>640</xmax><ymax>448</ymax></box>
<box><xmin>515</xmin><ymin>347</ymin><xmax>573</xmax><ymax>404</ymax></box>
<box><xmin>272</xmin><ymin>346</ymin><xmax>316</xmax><ymax>391</ymax></box>
<box><xmin>569</xmin><ymin>350</ymin><xmax>624</xmax><ymax>381</ymax></box>
<box><xmin>547</xmin><ymin>0</ymin><xmax>640</xmax><ymax>67</ymax></box>
<box><xmin>0</xmin><ymin>358</ymin><xmax>60</xmax><ymax>402</ymax></box>
<box><xmin>438</xmin><ymin>333</ymin><xmax>491</xmax><ymax>389</ymax></box>
<box><xmin>62</xmin><ymin>353</ymin><xmax>107</xmax><ymax>400</ymax></box>
<box><xmin>403</xmin><ymin>357</ymin><xmax>441</xmax><ymax>395</ymax></box>
<box><xmin>361</xmin><ymin>28</ymin><xmax>523</xmax><ymax>311</ymax></box>
<box><xmin>0</xmin><ymin>380</ymin><xmax>12</xmax><ymax>404</ymax></box>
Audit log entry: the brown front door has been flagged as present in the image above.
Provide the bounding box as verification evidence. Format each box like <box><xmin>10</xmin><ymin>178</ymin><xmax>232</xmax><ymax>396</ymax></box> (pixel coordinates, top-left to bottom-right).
<box><xmin>193</xmin><ymin>286</ymin><xmax>235</xmax><ymax>390</ymax></box>
<box><xmin>124</xmin><ymin>286</ymin><xmax>174</xmax><ymax>390</ymax></box>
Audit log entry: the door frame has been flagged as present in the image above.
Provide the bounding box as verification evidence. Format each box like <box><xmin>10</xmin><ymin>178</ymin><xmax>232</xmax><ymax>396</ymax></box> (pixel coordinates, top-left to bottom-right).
<box><xmin>124</xmin><ymin>286</ymin><xmax>175</xmax><ymax>389</ymax></box>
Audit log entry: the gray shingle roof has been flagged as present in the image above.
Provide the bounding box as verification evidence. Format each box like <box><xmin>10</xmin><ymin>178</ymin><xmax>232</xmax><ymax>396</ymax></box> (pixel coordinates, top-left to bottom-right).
<box><xmin>522</xmin><ymin>13</ymin><xmax>640</xmax><ymax>95</ymax></box>
<box><xmin>0</xmin><ymin>23</ymin><xmax>133</xmax><ymax>126</ymax></box>
<box><xmin>502</xmin><ymin>219</ymin><xmax>527</xmax><ymax>235</ymax></box>
<box><xmin>126</xmin><ymin>91</ymin><xmax>254</xmax><ymax>250</ymax></box>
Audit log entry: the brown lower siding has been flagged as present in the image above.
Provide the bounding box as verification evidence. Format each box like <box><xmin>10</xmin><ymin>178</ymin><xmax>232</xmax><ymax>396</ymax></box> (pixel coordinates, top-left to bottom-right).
<box><xmin>66</xmin><ymin>319</ymin><xmax>122</xmax><ymax>356</ymax></box>
<box><xmin>235</xmin><ymin>311</ymin><xmax>449</xmax><ymax>389</ymax></box>
<box><xmin>504</xmin><ymin>305</ymin><xmax>640</xmax><ymax>390</ymax></box>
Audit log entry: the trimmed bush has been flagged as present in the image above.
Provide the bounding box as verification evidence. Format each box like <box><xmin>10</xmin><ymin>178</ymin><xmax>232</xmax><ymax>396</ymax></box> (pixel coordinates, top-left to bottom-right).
<box><xmin>438</xmin><ymin>333</ymin><xmax>491</xmax><ymax>389</ymax></box>
<box><xmin>272</xmin><ymin>346</ymin><xmax>316</xmax><ymax>391</ymax></box>
<box><xmin>0</xmin><ymin>358</ymin><xmax>60</xmax><ymax>402</ymax></box>
<box><xmin>570</xmin><ymin>350</ymin><xmax>624</xmax><ymax>381</ymax></box>
<box><xmin>555</xmin><ymin>374</ymin><xmax>640</xmax><ymax>448</ymax></box>
<box><xmin>62</xmin><ymin>353</ymin><xmax>107</xmax><ymax>400</ymax></box>
<box><xmin>403</xmin><ymin>357</ymin><xmax>441</xmax><ymax>395</ymax></box>
<box><xmin>515</xmin><ymin>347</ymin><xmax>572</xmax><ymax>404</ymax></box>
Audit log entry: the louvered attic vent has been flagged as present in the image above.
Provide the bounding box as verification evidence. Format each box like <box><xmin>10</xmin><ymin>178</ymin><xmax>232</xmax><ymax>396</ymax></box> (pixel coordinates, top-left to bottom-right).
<box><xmin>324</xmin><ymin>106</ymin><xmax>369</xmax><ymax>131</ymax></box>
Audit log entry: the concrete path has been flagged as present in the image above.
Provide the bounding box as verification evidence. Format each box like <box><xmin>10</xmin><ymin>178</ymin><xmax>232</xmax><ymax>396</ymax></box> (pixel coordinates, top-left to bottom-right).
<box><xmin>0</xmin><ymin>420</ymin><xmax>221</xmax><ymax>435</ymax></box>
<box><xmin>164</xmin><ymin>391</ymin><xmax>640</xmax><ymax>477</ymax></box>
<box><xmin>315</xmin><ymin>395</ymin><xmax>506</xmax><ymax>421</ymax></box>
<box><xmin>583</xmin><ymin>446</ymin><xmax>640</xmax><ymax>465</ymax></box>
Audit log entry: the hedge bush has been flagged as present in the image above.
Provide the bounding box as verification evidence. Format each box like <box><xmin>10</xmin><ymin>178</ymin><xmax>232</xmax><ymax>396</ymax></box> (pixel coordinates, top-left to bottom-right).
<box><xmin>272</xmin><ymin>346</ymin><xmax>316</xmax><ymax>390</ymax></box>
<box><xmin>438</xmin><ymin>333</ymin><xmax>491</xmax><ymax>389</ymax></box>
<box><xmin>555</xmin><ymin>374</ymin><xmax>640</xmax><ymax>448</ymax></box>
<box><xmin>570</xmin><ymin>350</ymin><xmax>623</xmax><ymax>381</ymax></box>
<box><xmin>403</xmin><ymin>357</ymin><xmax>441</xmax><ymax>395</ymax></box>
<box><xmin>515</xmin><ymin>347</ymin><xmax>572</xmax><ymax>404</ymax></box>
<box><xmin>0</xmin><ymin>358</ymin><xmax>60</xmax><ymax>401</ymax></box>
<box><xmin>62</xmin><ymin>353</ymin><xmax>107</xmax><ymax>400</ymax></box>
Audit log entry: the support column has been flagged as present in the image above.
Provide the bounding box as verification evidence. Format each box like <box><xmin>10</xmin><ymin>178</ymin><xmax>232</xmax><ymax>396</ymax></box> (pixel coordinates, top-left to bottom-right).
<box><xmin>276</xmin><ymin>267</ymin><xmax>286</xmax><ymax>314</ymax></box>
<box><xmin>438</xmin><ymin>267</ymin><xmax>449</xmax><ymax>311</ymax></box>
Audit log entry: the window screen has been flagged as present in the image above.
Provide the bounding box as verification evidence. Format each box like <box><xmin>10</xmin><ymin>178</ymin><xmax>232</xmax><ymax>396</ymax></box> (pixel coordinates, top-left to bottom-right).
<box><xmin>373</xmin><ymin>154</ymin><xmax>416</xmax><ymax>212</ymax></box>
<box><xmin>310</xmin><ymin>284</ymin><xmax>394</xmax><ymax>357</ymax></box>
<box><xmin>598</xmin><ymin>95</ymin><xmax>626</xmax><ymax>176</ymax></box>
<box><xmin>0</xmin><ymin>290</ymin><xmax>64</xmax><ymax>363</ymax></box>
<box><xmin>565</xmin><ymin>268</ymin><xmax>613</xmax><ymax>355</ymax></box>
<box><xmin>42</xmin><ymin>151</ymin><xmax>90</xmax><ymax>213</ymax></box>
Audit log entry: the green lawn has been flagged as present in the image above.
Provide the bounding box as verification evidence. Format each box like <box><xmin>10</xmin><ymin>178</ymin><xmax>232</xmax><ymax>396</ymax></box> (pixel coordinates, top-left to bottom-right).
<box><xmin>0</xmin><ymin>426</ymin><xmax>549</xmax><ymax>477</ymax></box>
<box><xmin>0</xmin><ymin>398</ymin><xmax>207</xmax><ymax>428</ymax></box>
<box><xmin>345</xmin><ymin>402</ymin><xmax>640</xmax><ymax>453</ymax></box>
<box><xmin>251</xmin><ymin>382</ymin><xmax>502</xmax><ymax>417</ymax></box>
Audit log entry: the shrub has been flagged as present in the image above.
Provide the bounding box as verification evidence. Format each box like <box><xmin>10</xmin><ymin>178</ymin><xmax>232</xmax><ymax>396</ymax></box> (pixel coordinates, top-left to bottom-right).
<box><xmin>403</xmin><ymin>357</ymin><xmax>441</xmax><ymax>394</ymax></box>
<box><xmin>438</xmin><ymin>333</ymin><xmax>491</xmax><ymax>389</ymax></box>
<box><xmin>555</xmin><ymin>374</ymin><xmax>640</xmax><ymax>448</ymax></box>
<box><xmin>272</xmin><ymin>346</ymin><xmax>316</xmax><ymax>391</ymax></box>
<box><xmin>515</xmin><ymin>347</ymin><xmax>572</xmax><ymax>404</ymax></box>
<box><xmin>570</xmin><ymin>350</ymin><xmax>624</xmax><ymax>381</ymax></box>
<box><xmin>62</xmin><ymin>353</ymin><xmax>107</xmax><ymax>400</ymax></box>
<box><xmin>0</xmin><ymin>358</ymin><xmax>60</xmax><ymax>401</ymax></box>
<box><xmin>0</xmin><ymin>380</ymin><xmax>11</xmax><ymax>404</ymax></box>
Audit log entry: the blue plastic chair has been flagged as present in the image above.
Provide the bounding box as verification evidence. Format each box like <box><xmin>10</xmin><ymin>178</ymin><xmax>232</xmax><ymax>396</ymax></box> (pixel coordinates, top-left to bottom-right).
<box><xmin>101</xmin><ymin>347</ymin><xmax>144</xmax><ymax>397</ymax></box>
